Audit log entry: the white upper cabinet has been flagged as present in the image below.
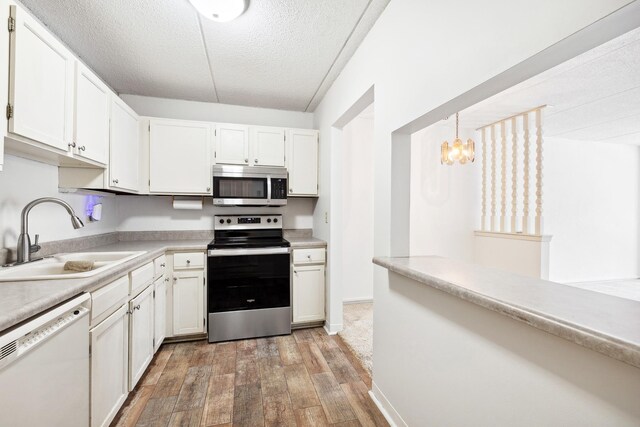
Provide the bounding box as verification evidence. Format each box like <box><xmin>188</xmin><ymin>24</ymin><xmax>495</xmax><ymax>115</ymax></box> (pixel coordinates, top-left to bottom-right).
<box><xmin>286</xmin><ymin>128</ymin><xmax>319</xmax><ymax>196</ymax></box>
<box><xmin>8</xmin><ymin>5</ymin><xmax>74</xmax><ymax>151</ymax></box>
<box><xmin>250</xmin><ymin>126</ymin><xmax>285</xmax><ymax>167</ymax></box>
<box><xmin>149</xmin><ymin>119</ymin><xmax>213</xmax><ymax>194</ymax></box>
<box><xmin>74</xmin><ymin>61</ymin><xmax>110</xmax><ymax>165</ymax></box>
<box><xmin>215</xmin><ymin>123</ymin><xmax>249</xmax><ymax>165</ymax></box>
<box><xmin>110</xmin><ymin>97</ymin><xmax>139</xmax><ymax>192</ymax></box>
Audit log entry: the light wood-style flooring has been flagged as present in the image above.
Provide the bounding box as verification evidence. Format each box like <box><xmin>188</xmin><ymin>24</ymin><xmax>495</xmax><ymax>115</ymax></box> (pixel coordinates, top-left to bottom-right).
<box><xmin>111</xmin><ymin>328</ymin><xmax>389</xmax><ymax>427</ymax></box>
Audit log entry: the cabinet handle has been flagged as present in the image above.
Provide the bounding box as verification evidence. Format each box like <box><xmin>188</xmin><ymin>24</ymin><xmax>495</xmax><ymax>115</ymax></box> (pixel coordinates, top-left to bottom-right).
<box><xmin>173</xmin><ymin>277</ymin><xmax>177</xmax><ymax>282</ymax></box>
<box><xmin>164</xmin><ymin>277</ymin><xmax>169</xmax><ymax>282</ymax></box>
<box><xmin>254</xmin><ymin>159</ymin><xmax>258</xmax><ymax>163</ymax></box>
<box><xmin>206</xmin><ymin>187</ymin><xmax>211</xmax><ymax>192</ymax></box>
<box><xmin>68</xmin><ymin>142</ymin><xmax>76</xmax><ymax>148</ymax></box>
<box><xmin>126</xmin><ymin>310</ymin><xmax>133</xmax><ymax>315</ymax></box>
<box><xmin>112</xmin><ymin>179</ymin><xmax>119</xmax><ymax>184</ymax></box>
<box><xmin>186</xmin><ymin>260</ymin><xmax>191</xmax><ymax>265</ymax></box>
<box><xmin>244</xmin><ymin>158</ymin><xmax>249</xmax><ymax>163</ymax></box>
<box><xmin>79</xmin><ymin>145</ymin><xmax>86</xmax><ymax>151</ymax></box>
<box><xmin>160</xmin><ymin>263</ymin><xmax>166</xmax><ymax>267</ymax></box>
<box><xmin>134</xmin><ymin>304</ymin><xmax>141</xmax><ymax>310</ymax></box>
<box><xmin>289</xmin><ymin>188</ymin><xmax>293</xmax><ymax>193</ymax></box>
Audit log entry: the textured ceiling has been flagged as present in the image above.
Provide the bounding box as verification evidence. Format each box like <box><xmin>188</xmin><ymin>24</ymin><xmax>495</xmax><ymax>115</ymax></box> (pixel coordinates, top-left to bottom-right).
<box><xmin>459</xmin><ymin>27</ymin><xmax>640</xmax><ymax>145</ymax></box>
<box><xmin>19</xmin><ymin>0</ymin><xmax>390</xmax><ymax>112</ymax></box>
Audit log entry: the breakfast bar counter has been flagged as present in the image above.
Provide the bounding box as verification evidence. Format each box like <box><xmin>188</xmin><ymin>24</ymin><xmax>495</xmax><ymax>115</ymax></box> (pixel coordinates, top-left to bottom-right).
<box><xmin>371</xmin><ymin>256</ymin><xmax>640</xmax><ymax>427</ymax></box>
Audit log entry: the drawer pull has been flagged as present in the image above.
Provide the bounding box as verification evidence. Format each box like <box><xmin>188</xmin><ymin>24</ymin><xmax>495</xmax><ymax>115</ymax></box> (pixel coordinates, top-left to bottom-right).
<box><xmin>160</xmin><ymin>263</ymin><xmax>166</xmax><ymax>267</ymax></box>
<box><xmin>186</xmin><ymin>260</ymin><xmax>191</xmax><ymax>265</ymax></box>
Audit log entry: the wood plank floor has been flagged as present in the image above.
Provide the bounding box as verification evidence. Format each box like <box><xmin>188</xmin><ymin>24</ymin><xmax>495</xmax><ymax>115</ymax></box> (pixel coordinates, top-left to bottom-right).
<box><xmin>111</xmin><ymin>328</ymin><xmax>389</xmax><ymax>427</ymax></box>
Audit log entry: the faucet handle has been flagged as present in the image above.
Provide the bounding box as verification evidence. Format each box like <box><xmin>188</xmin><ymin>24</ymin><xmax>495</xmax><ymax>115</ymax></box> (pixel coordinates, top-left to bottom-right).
<box><xmin>30</xmin><ymin>234</ymin><xmax>41</xmax><ymax>254</ymax></box>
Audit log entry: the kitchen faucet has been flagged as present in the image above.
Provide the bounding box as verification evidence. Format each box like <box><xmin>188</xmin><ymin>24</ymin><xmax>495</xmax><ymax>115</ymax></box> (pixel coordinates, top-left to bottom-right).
<box><xmin>16</xmin><ymin>197</ymin><xmax>85</xmax><ymax>264</ymax></box>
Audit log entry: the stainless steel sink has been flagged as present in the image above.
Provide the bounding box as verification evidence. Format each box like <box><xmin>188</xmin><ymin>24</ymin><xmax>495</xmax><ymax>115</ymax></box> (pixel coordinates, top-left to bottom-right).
<box><xmin>0</xmin><ymin>251</ymin><xmax>146</xmax><ymax>282</ymax></box>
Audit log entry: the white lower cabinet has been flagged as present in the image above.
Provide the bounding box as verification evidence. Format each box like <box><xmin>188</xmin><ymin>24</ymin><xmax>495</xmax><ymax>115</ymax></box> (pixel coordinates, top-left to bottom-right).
<box><xmin>292</xmin><ymin>263</ymin><xmax>326</xmax><ymax>324</ymax></box>
<box><xmin>172</xmin><ymin>269</ymin><xmax>205</xmax><ymax>336</ymax></box>
<box><xmin>90</xmin><ymin>304</ymin><xmax>129</xmax><ymax>427</ymax></box>
<box><xmin>154</xmin><ymin>276</ymin><xmax>168</xmax><ymax>352</ymax></box>
<box><xmin>128</xmin><ymin>285</ymin><xmax>154</xmax><ymax>390</ymax></box>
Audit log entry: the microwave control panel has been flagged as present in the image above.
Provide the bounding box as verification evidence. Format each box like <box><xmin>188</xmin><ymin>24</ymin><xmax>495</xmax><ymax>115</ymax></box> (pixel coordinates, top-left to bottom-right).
<box><xmin>271</xmin><ymin>178</ymin><xmax>287</xmax><ymax>199</ymax></box>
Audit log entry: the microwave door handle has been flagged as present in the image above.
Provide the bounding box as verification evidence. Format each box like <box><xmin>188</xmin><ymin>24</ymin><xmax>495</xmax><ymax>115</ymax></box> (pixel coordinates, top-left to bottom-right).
<box><xmin>267</xmin><ymin>175</ymin><xmax>272</xmax><ymax>202</ymax></box>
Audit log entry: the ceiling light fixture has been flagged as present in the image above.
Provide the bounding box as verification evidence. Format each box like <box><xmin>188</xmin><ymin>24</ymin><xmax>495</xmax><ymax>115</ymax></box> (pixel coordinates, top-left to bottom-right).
<box><xmin>441</xmin><ymin>112</ymin><xmax>475</xmax><ymax>165</ymax></box>
<box><xmin>188</xmin><ymin>0</ymin><xmax>248</xmax><ymax>22</ymax></box>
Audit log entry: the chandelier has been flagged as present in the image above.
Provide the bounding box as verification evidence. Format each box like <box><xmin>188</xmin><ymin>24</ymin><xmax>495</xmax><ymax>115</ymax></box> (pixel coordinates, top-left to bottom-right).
<box><xmin>440</xmin><ymin>112</ymin><xmax>475</xmax><ymax>165</ymax></box>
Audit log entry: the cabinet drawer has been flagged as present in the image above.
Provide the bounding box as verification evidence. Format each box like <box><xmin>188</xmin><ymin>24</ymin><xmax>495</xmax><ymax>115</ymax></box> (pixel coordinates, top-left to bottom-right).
<box><xmin>292</xmin><ymin>248</ymin><xmax>325</xmax><ymax>265</ymax></box>
<box><xmin>154</xmin><ymin>255</ymin><xmax>167</xmax><ymax>279</ymax></box>
<box><xmin>130</xmin><ymin>262</ymin><xmax>154</xmax><ymax>296</ymax></box>
<box><xmin>173</xmin><ymin>252</ymin><xmax>205</xmax><ymax>269</ymax></box>
<box><xmin>91</xmin><ymin>275</ymin><xmax>130</xmax><ymax>325</ymax></box>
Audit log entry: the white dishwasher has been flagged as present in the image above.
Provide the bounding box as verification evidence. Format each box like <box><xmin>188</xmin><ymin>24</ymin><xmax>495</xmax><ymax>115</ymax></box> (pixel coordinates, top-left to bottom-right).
<box><xmin>0</xmin><ymin>293</ymin><xmax>90</xmax><ymax>427</ymax></box>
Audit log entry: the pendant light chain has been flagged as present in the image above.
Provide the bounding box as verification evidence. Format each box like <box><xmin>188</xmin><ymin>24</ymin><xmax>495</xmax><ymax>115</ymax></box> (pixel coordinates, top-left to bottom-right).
<box><xmin>455</xmin><ymin>112</ymin><xmax>459</xmax><ymax>139</ymax></box>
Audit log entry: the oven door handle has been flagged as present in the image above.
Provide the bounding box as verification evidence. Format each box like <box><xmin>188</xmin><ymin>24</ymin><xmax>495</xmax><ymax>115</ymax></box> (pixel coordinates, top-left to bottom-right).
<box><xmin>208</xmin><ymin>247</ymin><xmax>290</xmax><ymax>257</ymax></box>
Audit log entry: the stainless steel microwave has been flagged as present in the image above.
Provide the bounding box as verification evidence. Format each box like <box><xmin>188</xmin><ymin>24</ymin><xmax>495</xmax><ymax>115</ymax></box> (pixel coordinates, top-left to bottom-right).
<box><xmin>212</xmin><ymin>165</ymin><xmax>287</xmax><ymax>206</ymax></box>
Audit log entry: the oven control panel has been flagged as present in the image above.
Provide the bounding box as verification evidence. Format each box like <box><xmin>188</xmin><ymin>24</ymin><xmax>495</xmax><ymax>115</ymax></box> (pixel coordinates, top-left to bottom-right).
<box><xmin>214</xmin><ymin>215</ymin><xmax>282</xmax><ymax>230</ymax></box>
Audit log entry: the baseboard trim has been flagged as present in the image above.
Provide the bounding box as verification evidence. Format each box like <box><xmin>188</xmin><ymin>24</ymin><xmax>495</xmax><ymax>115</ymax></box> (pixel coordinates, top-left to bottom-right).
<box><xmin>370</xmin><ymin>381</ymin><xmax>407</xmax><ymax>427</ymax></box>
<box><xmin>324</xmin><ymin>322</ymin><xmax>343</xmax><ymax>335</ymax></box>
<box><xmin>343</xmin><ymin>298</ymin><xmax>374</xmax><ymax>304</ymax></box>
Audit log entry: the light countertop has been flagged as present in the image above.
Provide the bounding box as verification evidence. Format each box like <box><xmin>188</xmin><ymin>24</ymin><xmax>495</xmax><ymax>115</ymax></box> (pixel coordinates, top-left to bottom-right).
<box><xmin>286</xmin><ymin>236</ymin><xmax>327</xmax><ymax>248</ymax></box>
<box><xmin>0</xmin><ymin>235</ymin><xmax>326</xmax><ymax>333</ymax></box>
<box><xmin>373</xmin><ymin>256</ymin><xmax>640</xmax><ymax>369</ymax></box>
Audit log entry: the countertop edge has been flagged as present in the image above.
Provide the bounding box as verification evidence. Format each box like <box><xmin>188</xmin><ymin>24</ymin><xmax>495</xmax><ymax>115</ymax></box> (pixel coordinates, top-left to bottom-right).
<box><xmin>373</xmin><ymin>256</ymin><xmax>640</xmax><ymax>370</ymax></box>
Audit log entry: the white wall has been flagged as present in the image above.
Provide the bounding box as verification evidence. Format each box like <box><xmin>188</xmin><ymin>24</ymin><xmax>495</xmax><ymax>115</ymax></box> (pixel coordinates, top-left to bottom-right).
<box><xmin>121</xmin><ymin>94</ymin><xmax>314</xmax><ymax>129</ymax></box>
<box><xmin>117</xmin><ymin>196</ymin><xmax>315</xmax><ymax>231</ymax></box>
<box><xmin>310</xmin><ymin>1</ymin><xmax>638</xmax><ymax>421</ymax></box>
<box><xmin>341</xmin><ymin>114</ymin><xmax>374</xmax><ymax>302</ymax></box>
<box><xmin>410</xmin><ymin>123</ymin><xmax>480</xmax><ymax>261</ymax></box>
<box><xmin>0</xmin><ymin>155</ymin><xmax>119</xmax><ymax>248</ymax></box>
<box><xmin>546</xmin><ymin>138</ymin><xmax>640</xmax><ymax>283</ymax></box>
<box><xmin>312</xmin><ymin>0</ymin><xmax>635</xmax><ymax>334</ymax></box>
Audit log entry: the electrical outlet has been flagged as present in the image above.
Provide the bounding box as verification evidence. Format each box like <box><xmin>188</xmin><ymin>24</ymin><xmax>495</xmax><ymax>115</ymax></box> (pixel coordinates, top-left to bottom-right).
<box><xmin>325</xmin><ymin>212</ymin><xmax>328</xmax><ymax>223</ymax></box>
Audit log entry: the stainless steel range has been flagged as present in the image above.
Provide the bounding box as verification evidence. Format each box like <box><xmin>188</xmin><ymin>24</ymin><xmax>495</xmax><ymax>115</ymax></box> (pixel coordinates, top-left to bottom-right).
<box><xmin>207</xmin><ymin>214</ymin><xmax>291</xmax><ymax>342</ymax></box>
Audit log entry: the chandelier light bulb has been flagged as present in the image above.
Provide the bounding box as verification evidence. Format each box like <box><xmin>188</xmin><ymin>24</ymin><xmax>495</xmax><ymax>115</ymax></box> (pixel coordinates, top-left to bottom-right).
<box><xmin>188</xmin><ymin>0</ymin><xmax>248</xmax><ymax>22</ymax></box>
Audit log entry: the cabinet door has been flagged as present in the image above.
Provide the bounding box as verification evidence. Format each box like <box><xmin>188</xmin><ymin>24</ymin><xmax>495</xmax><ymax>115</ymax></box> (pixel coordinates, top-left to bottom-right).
<box><xmin>172</xmin><ymin>270</ymin><xmax>204</xmax><ymax>336</ymax></box>
<box><xmin>8</xmin><ymin>5</ymin><xmax>74</xmax><ymax>151</ymax></box>
<box><xmin>90</xmin><ymin>304</ymin><xmax>129</xmax><ymax>427</ymax></box>
<box><xmin>74</xmin><ymin>61</ymin><xmax>110</xmax><ymax>165</ymax></box>
<box><xmin>149</xmin><ymin>119</ymin><xmax>212</xmax><ymax>194</ymax></box>
<box><xmin>250</xmin><ymin>126</ymin><xmax>285</xmax><ymax>167</ymax></box>
<box><xmin>215</xmin><ymin>123</ymin><xmax>249</xmax><ymax>165</ymax></box>
<box><xmin>286</xmin><ymin>129</ymin><xmax>318</xmax><ymax>196</ymax></box>
<box><xmin>154</xmin><ymin>276</ymin><xmax>168</xmax><ymax>353</ymax></box>
<box><xmin>110</xmin><ymin>97</ymin><xmax>139</xmax><ymax>192</ymax></box>
<box><xmin>292</xmin><ymin>265</ymin><xmax>325</xmax><ymax>323</ymax></box>
<box><xmin>129</xmin><ymin>285</ymin><xmax>154</xmax><ymax>390</ymax></box>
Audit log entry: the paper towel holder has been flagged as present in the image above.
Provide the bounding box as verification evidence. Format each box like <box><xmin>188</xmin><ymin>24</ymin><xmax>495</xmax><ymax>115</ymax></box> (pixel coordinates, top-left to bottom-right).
<box><xmin>172</xmin><ymin>196</ymin><xmax>204</xmax><ymax>210</ymax></box>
